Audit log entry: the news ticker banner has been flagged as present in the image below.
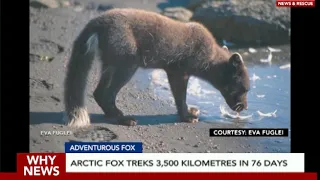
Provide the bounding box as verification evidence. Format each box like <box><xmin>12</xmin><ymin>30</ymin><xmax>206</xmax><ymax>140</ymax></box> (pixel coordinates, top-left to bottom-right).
<box><xmin>11</xmin><ymin>128</ymin><xmax>304</xmax><ymax>178</ymax></box>
<box><xmin>12</xmin><ymin>140</ymin><xmax>315</xmax><ymax>179</ymax></box>
<box><xmin>276</xmin><ymin>0</ymin><xmax>315</xmax><ymax>7</ymax></box>
<box><xmin>17</xmin><ymin>141</ymin><xmax>303</xmax><ymax>175</ymax></box>
<box><xmin>64</xmin><ymin>153</ymin><xmax>304</xmax><ymax>173</ymax></box>
<box><xmin>17</xmin><ymin>152</ymin><xmax>304</xmax><ymax>175</ymax></box>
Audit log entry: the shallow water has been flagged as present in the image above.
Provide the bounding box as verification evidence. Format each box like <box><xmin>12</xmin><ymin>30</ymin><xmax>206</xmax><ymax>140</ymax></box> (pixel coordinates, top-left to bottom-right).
<box><xmin>137</xmin><ymin>45</ymin><xmax>291</xmax><ymax>152</ymax></box>
<box><xmin>147</xmin><ymin>65</ymin><xmax>290</xmax><ymax>128</ymax></box>
<box><xmin>147</xmin><ymin>46</ymin><xmax>290</xmax><ymax>127</ymax></box>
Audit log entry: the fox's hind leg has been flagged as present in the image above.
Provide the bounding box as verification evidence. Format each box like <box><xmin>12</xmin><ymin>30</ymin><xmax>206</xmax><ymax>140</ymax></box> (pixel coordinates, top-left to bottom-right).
<box><xmin>93</xmin><ymin>61</ymin><xmax>138</xmax><ymax>120</ymax></box>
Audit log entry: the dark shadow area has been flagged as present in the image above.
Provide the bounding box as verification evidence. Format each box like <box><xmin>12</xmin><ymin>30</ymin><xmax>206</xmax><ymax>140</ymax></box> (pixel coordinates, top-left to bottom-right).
<box><xmin>30</xmin><ymin>112</ymin><xmax>66</xmax><ymax>125</ymax></box>
<box><xmin>29</xmin><ymin>111</ymin><xmax>227</xmax><ymax>126</ymax></box>
<box><xmin>68</xmin><ymin>139</ymin><xmax>83</xmax><ymax>143</ymax></box>
<box><xmin>29</xmin><ymin>112</ymin><xmax>120</xmax><ymax>125</ymax></box>
<box><xmin>157</xmin><ymin>0</ymin><xmax>189</xmax><ymax>11</ymax></box>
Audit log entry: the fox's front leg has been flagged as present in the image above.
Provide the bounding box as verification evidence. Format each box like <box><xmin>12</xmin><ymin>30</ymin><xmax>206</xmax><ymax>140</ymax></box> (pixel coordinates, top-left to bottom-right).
<box><xmin>166</xmin><ymin>70</ymin><xmax>199</xmax><ymax>123</ymax></box>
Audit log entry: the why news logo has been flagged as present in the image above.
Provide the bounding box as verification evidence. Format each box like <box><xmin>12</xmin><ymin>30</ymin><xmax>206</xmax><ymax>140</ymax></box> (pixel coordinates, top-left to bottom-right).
<box><xmin>17</xmin><ymin>153</ymin><xmax>65</xmax><ymax>176</ymax></box>
<box><xmin>209</xmin><ymin>128</ymin><xmax>289</xmax><ymax>137</ymax></box>
<box><xmin>276</xmin><ymin>0</ymin><xmax>315</xmax><ymax>7</ymax></box>
<box><xmin>24</xmin><ymin>155</ymin><xmax>59</xmax><ymax>176</ymax></box>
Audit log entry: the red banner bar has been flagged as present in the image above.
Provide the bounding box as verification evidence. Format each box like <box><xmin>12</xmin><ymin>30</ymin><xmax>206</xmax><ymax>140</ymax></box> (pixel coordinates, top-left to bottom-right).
<box><xmin>10</xmin><ymin>153</ymin><xmax>317</xmax><ymax>179</ymax></box>
<box><xmin>0</xmin><ymin>172</ymin><xmax>317</xmax><ymax>180</ymax></box>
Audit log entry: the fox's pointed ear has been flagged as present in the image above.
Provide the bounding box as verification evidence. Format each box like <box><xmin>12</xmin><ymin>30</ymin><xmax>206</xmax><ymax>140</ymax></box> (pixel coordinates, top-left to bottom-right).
<box><xmin>222</xmin><ymin>45</ymin><xmax>229</xmax><ymax>52</ymax></box>
<box><xmin>229</xmin><ymin>53</ymin><xmax>243</xmax><ymax>67</ymax></box>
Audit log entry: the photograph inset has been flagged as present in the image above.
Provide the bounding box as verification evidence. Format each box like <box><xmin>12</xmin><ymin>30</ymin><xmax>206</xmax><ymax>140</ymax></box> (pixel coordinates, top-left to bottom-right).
<box><xmin>30</xmin><ymin>0</ymin><xmax>290</xmax><ymax>153</ymax></box>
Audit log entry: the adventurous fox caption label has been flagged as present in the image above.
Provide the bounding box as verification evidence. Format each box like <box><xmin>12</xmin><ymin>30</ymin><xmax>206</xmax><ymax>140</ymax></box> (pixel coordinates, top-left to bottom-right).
<box><xmin>276</xmin><ymin>0</ymin><xmax>315</xmax><ymax>7</ymax></box>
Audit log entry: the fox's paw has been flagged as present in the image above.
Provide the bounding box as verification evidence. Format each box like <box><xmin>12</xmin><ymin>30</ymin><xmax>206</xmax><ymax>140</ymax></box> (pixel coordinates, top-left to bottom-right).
<box><xmin>188</xmin><ymin>107</ymin><xmax>200</xmax><ymax>117</ymax></box>
<box><xmin>181</xmin><ymin>107</ymin><xmax>200</xmax><ymax>123</ymax></box>
<box><xmin>182</xmin><ymin>117</ymin><xmax>199</xmax><ymax>123</ymax></box>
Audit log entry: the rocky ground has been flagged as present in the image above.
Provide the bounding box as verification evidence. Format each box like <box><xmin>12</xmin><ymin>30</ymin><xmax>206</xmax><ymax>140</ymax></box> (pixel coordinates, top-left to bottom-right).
<box><xmin>29</xmin><ymin>0</ymin><xmax>290</xmax><ymax>153</ymax></box>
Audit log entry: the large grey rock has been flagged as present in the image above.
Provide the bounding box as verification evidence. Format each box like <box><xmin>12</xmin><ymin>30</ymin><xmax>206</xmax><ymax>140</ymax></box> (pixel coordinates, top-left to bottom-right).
<box><xmin>191</xmin><ymin>0</ymin><xmax>290</xmax><ymax>46</ymax></box>
<box><xmin>162</xmin><ymin>7</ymin><xmax>193</xmax><ymax>22</ymax></box>
<box><xmin>85</xmin><ymin>1</ymin><xmax>127</xmax><ymax>12</ymax></box>
<box><xmin>186</xmin><ymin>0</ymin><xmax>207</xmax><ymax>10</ymax></box>
<box><xmin>30</xmin><ymin>0</ymin><xmax>60</xmax><ymax>8</ymax></box>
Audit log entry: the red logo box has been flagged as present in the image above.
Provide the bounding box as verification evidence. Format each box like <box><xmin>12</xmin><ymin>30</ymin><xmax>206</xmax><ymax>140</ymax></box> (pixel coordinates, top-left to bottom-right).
<box><xmin>276</xmin><ymin>0</ymin><xmax>315</xmax><ymax>7</ymax></box>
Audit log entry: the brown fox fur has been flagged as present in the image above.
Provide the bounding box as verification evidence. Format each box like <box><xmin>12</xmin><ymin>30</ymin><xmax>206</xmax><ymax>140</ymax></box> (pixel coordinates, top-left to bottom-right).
<box><xmin>64</xmin><ymin>8</ymin><xmax>250</xmax><ymax>127</ymax></box>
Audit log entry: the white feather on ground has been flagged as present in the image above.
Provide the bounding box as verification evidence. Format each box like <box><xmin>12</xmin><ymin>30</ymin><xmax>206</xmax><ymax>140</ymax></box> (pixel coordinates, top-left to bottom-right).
<box><xmin>267</xmin><ymin>46</ymin><xmax>282</xmax><ymax>52</ymax></box>
<box><xmin>257</xmin><ymin>110</ymin><xmax>277</xmax><ymax>117</ymax></box>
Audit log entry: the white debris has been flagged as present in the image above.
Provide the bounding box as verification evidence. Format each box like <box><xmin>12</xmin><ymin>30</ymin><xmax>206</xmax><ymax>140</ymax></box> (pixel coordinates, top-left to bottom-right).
<box><xmin>280</xmin><ymin>63</ymin><xmax>290</xmax><ymax>69</ymax></box>
<box><xmin>256</xmin><ymin>94</ymin><xmax>265</xmax><ymax>98</ymax></box>
<box><xmin>248</xmin><ymin>48</ymin><xmax>257</xmax><ymax>53</ymax></box>
<box><xmin>260</xmin><ymin>51</ymin><xmax>273</xmax><ymax>63</ymax></box>
<box><xmin>267</xmin><ymin>46</ymin><xmax>282</xmax><ymax>52</ymax></box>
<box><xmin>257</xmin><ymin>110</ymin><xmax>277</xmax><ymax>117</ymax></box>
<box><xmin>250</xmin><ymin>73</ymin><xmax>261</xmax><ymax>81</ymax></box>
<box><xmin>242</xmin><ymin>52</ymin><xmax>249</xmax><ymax>56</ymax></box>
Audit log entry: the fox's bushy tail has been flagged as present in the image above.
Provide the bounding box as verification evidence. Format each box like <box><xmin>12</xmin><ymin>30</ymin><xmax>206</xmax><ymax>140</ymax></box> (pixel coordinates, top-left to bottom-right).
<box><xmin>63</xmin><ymin>24</ymin><xmax>99</xmax><ymax>127</ymax></box>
